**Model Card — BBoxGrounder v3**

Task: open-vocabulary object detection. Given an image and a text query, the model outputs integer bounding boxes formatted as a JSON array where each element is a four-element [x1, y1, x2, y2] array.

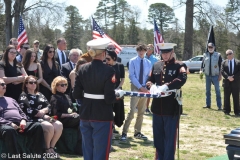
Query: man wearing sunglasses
[[221, 49, 240, 116], [16, 42, 30, 63], [201, 42, 222, 110], [146, 43, 187, 160]]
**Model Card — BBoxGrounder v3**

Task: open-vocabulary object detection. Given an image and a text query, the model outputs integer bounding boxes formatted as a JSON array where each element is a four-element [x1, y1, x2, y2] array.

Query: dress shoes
[[203, 106, 211, 109], [224, 113, 230, 115]]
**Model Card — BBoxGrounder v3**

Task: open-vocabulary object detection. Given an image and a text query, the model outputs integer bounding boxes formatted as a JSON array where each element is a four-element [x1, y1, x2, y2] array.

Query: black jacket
[[221, 59, 240, 88], [148, 58, 187, 115], [72, 59, 116, 121], [61, 62, 74, 94]]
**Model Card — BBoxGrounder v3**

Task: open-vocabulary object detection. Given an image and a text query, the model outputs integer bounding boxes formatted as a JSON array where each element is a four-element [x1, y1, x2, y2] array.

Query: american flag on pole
[[17, 16, 28, 50], [92, 17, 122, 54], [154, 19, 164, 54]]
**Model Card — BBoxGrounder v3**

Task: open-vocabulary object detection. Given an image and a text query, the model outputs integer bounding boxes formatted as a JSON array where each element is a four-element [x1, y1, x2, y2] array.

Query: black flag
[[206, 25, 216, 52]]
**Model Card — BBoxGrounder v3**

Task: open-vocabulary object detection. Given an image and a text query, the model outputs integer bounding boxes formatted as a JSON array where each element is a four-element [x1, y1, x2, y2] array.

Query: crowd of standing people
[[0, 37, 188, 160]]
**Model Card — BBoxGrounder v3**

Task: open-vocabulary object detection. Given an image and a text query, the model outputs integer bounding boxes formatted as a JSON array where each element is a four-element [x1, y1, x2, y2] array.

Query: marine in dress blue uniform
[[72, 38, 124, 160], [147, 43, 187, 160]]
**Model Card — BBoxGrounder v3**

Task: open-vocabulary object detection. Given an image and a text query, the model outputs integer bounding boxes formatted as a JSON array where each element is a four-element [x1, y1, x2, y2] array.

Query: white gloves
[[150, 84, 169, 94], [158, 84, 169, 92], [115, 90, 125, 98]]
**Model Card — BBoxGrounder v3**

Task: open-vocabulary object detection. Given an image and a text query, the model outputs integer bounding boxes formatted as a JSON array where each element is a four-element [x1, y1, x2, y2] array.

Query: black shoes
[[203, 106, 211, 109], [224, 113, 230, 115]]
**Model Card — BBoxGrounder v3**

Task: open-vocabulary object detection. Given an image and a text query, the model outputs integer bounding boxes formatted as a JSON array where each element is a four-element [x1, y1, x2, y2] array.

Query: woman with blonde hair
[[50, 76, 82, 155]]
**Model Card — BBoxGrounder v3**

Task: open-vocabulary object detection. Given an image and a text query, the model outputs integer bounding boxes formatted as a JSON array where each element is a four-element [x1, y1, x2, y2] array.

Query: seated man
[[0, 78, 44, 158]]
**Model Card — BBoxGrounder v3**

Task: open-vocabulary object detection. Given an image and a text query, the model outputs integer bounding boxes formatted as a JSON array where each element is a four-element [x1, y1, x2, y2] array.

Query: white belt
[[84, 93, 104, 99]]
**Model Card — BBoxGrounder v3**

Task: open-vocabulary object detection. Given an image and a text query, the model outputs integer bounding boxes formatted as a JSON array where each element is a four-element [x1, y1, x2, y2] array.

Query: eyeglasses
[[27, 81, 37, 85], [48, 51, 54, 53], [106, 58, 111, 61], [22, 47, 29, 50], [0, 83, 6, 87], [57, 83, 68, 87], [226, 52, 233, 56], [208, 46, 213, 49], [147, 47, 154, 50], [107, 48, 116, 50], [9, 51, 17, 54]]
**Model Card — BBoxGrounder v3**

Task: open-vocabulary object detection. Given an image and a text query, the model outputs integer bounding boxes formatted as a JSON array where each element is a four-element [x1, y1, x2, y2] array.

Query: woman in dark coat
[[105, 50, 125, 131], [0, 45, 27, 101], [40, 44, 61, 101]]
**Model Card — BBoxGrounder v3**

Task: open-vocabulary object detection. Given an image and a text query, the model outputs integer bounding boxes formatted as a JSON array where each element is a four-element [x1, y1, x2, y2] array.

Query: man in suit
[[55, 37, 69, 66], [107, 42, 122, 63], [61, 49, 81, 96], [221, 49, 240, 116]]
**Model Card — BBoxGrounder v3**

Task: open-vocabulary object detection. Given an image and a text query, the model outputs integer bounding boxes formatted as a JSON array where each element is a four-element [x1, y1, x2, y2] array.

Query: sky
[[62, 0, 229, 30]]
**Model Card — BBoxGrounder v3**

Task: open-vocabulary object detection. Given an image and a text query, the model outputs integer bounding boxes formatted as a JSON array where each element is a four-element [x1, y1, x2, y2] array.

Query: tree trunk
[[183, 0, 194, 60], [4, 0, 12, 46], [13, 0, 27, 38]]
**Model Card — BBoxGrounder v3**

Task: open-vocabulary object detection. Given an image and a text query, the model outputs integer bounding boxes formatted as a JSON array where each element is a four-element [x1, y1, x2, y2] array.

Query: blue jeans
[[205, 75, 222, 108]]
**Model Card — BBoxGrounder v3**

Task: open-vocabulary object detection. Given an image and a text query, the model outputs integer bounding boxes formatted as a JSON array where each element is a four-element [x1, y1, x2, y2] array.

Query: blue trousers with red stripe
[[153, 114, 179, 160], [80, 120, 113, 160]]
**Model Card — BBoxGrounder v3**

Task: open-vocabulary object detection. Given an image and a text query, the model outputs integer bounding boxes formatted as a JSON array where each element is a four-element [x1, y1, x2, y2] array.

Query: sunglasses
[[0, 83, 6, 87], [22, 47, 29, 50], [107, 48, 116, 51], [48, 51, 54, 53], [147, 47, 154, 50], [57, 83, 68, 87], [27, 81, 37, 85], [9, 51, 17, 54], [106, 58, 111, 61], [226, 52, 233, 56], [208, 46, 213, 49]]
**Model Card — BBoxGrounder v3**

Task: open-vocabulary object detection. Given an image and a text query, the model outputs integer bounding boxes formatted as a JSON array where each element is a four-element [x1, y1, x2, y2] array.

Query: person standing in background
[[221, 49, 240, 116], [33, 40, 43, 61], [145, 44, 159, 114], [55, 38, 69, 66], [200, 42, 222, 110]]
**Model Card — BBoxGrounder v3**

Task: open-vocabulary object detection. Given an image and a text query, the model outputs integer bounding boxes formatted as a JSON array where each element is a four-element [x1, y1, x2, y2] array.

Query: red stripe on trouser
[[105, 121, 113, 160], [155, 149, 158, 160]]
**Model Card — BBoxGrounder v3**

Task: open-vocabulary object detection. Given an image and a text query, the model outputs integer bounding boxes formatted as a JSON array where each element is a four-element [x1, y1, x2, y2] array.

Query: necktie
[[73, 63, 76, 69], [61, 51, 66, 64], [230, 60, 232, 75], [139, 59, 143, 85]]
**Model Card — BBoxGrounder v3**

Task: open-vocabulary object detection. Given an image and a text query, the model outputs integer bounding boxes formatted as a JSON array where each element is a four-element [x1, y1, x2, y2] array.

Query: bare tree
[[3, 0, 65, 46]]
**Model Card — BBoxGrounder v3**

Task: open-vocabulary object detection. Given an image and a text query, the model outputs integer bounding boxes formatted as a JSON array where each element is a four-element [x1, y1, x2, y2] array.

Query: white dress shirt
[[228, 58, 234, 74]]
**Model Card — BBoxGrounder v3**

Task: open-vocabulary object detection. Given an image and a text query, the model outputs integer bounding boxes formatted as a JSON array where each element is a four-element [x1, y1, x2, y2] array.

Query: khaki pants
[[122, 84, 147, 134]]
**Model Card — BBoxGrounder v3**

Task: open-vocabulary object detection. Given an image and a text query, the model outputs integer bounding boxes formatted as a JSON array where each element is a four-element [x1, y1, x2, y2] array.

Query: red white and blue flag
[[17, 16, 28, 50], [92, 17, 122, 54], [154, 19, 164, 54]]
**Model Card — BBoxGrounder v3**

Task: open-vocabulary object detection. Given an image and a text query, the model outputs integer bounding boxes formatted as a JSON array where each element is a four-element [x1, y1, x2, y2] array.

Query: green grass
[[61, 70, 235, 160]]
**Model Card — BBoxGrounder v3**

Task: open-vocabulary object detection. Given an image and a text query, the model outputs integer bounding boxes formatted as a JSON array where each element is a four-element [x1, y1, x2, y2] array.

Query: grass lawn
[[61, 70, 238, 160]]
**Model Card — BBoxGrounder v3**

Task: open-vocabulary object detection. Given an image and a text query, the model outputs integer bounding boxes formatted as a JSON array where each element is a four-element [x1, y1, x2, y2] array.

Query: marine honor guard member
[[147, 43, 187, 160], [72, 38, 124, 160]]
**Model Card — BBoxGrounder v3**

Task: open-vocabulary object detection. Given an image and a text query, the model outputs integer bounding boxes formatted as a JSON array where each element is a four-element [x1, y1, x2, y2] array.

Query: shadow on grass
[[112, 137, 153, 149]]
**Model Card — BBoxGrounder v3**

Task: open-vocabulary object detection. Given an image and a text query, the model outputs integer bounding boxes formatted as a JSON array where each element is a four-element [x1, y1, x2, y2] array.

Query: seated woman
[[50, 76, 82, 155], [69, 58, 87, 105], [50, 76, 80, 128], [18, 76, 63, 158]]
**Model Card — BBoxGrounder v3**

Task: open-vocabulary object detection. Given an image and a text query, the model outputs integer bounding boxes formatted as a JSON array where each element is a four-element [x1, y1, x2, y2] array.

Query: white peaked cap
[[157, 43, 177, 52], [87, 38, 111, 50]]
